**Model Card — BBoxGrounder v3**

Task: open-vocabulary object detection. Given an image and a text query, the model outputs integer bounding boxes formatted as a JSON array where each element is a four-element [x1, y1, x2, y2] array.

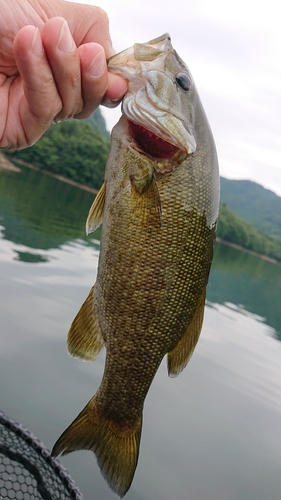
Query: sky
[[70, 0, 281, 196]]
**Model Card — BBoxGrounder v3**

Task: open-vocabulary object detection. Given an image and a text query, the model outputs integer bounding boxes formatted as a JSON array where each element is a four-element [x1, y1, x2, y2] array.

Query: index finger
[[13, 26, 63, 145], [60, 4, 114, 57]]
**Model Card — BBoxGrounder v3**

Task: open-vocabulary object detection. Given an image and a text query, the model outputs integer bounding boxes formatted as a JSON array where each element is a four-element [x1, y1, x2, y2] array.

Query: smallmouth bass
[[52, 34, 219, 497]]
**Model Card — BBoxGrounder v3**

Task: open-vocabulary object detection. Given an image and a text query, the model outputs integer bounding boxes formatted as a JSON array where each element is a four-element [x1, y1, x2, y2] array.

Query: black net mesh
[[0, 411, 84, 500]]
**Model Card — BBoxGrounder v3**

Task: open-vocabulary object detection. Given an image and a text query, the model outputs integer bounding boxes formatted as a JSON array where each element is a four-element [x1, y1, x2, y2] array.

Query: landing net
[[0, 411, 83, 500]]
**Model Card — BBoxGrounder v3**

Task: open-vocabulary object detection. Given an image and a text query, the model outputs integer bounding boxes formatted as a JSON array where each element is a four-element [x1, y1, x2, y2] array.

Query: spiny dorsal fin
[[67, 286, 104, 361], [86, 182, 106, 235], [167, 289, 206, 377], [52, 396, 142, 498]]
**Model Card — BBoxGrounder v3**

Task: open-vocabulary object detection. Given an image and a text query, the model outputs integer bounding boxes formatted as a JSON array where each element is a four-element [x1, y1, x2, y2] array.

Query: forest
[[6, 120, 110, 190], [217, 204, 281, 262], [220, 177, 281, 238], [5, 113, 281, 263]]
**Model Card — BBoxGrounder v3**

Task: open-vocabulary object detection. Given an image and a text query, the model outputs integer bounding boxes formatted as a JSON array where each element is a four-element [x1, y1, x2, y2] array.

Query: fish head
[[108, 34, 200, 161]]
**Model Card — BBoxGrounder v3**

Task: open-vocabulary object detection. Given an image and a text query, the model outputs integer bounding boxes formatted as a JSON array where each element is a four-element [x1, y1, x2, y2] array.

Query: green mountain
[[6, 120, 110, 190], [217, 204, 281, 262], [220, 177, 281, 238], [83, 108, 110, 139]]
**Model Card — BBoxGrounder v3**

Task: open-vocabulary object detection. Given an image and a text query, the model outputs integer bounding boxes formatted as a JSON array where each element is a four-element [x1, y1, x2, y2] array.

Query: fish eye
[[175, 72, 191, 92]]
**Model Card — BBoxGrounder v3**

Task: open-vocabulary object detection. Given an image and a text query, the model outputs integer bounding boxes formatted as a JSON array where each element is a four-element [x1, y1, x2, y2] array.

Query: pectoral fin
[[167, 290, 206, 377], [130, 162, 162, 221], [86, 182, 106, 235], [67, 286, 104, 361]]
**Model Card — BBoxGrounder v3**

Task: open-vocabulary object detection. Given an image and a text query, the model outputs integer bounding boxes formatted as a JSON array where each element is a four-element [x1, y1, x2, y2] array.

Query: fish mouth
[[129, 121, 182, 159]]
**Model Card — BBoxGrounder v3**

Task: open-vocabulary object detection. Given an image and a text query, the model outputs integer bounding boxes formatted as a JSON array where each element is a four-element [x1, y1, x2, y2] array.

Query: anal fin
[[67, 286, 104, 361], [167, 290, 206, 377]]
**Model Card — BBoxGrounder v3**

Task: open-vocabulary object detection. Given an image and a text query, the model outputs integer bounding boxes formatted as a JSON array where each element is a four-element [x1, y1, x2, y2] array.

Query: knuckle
[[68, 71, 81, 92], [94, 6, 110, 27]]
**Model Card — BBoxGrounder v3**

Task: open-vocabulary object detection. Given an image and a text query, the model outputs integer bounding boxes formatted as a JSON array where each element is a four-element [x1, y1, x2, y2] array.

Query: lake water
[[1, 165, 281, 500]]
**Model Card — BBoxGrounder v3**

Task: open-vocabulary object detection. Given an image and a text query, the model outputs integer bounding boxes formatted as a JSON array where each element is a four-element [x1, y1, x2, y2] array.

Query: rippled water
[[1, 165, 281, 500]]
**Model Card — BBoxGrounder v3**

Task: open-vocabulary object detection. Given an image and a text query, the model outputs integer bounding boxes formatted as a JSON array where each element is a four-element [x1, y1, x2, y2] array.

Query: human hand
[[0, 0, 127, 149]]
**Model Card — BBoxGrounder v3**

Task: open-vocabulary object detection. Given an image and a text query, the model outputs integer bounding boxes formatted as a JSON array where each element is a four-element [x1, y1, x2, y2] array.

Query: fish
[[52, 34, 220, 497]]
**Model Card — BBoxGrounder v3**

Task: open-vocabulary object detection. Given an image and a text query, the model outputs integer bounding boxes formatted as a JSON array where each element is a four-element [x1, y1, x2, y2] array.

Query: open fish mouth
[[107, 33, 197, 158], [128, 120, 181, 159]]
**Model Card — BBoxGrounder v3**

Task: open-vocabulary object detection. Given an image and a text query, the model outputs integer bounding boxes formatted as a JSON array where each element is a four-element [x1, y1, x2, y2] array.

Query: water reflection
[[14, 251, 49, 263], [0, 164, 99, 249], [208, 242, 281, 340], [1, 164, 281, 340], [1, 165, 281, 500]]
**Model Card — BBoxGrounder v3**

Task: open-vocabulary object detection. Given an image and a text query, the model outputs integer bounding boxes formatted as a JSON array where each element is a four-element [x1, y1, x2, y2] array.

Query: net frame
[[0, 411, 84, 500]]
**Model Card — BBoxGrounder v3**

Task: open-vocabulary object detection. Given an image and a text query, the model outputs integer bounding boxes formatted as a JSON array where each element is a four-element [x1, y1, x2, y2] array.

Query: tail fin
[[52, 397, 142, 498]]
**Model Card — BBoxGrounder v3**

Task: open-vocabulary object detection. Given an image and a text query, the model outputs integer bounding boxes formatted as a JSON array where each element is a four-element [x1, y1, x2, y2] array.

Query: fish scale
[[52, 34, 219, 497]]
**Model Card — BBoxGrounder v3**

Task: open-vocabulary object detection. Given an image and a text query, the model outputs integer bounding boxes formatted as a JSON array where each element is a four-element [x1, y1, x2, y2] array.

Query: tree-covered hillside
[[217, 204, 281, 262], [83, 108, 110, 139], [6, 120, 110, 190], [220, 177, 281, 238]]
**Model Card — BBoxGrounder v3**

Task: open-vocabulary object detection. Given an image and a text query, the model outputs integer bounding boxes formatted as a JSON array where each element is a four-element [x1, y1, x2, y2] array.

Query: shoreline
[[3, 154, 280, 265], [7, 156, 99, 194], [0, 153, 21, 172], [216, 237, 280, 265]]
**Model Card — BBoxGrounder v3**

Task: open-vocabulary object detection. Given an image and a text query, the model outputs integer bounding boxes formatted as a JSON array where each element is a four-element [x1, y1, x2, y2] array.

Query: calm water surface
[[1, 165, 281, 500]]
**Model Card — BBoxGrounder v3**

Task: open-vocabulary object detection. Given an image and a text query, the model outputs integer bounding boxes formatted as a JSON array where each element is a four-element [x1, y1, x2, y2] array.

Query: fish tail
[[51, 397, 142, 498]]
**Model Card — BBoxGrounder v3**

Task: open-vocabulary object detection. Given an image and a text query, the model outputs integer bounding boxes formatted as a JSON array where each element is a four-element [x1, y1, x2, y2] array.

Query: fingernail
[[102, 98, 122, 108], [103, 92, 126, 108], [111, 87, 128, 103], [31, 28, 43, 57], [57, 20, 74, 53], [87, 50, 106, 78]]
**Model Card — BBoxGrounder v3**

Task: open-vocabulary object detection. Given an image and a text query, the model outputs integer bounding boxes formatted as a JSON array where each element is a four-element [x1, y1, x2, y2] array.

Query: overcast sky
[[71, 0, 281, 196]]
